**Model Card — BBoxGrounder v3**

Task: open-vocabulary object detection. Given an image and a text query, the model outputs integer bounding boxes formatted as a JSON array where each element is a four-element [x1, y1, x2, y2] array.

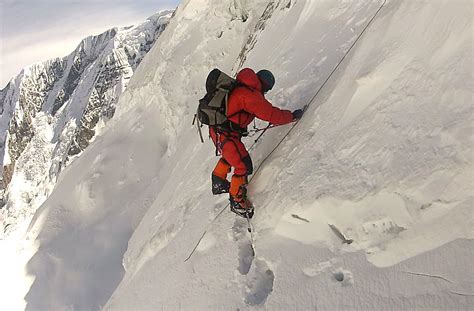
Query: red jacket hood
[[236, 68, 262, 92]]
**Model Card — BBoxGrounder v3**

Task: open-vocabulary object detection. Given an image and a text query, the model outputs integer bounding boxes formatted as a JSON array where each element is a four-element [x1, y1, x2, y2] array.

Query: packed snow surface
[[2, 0, 473, 310]]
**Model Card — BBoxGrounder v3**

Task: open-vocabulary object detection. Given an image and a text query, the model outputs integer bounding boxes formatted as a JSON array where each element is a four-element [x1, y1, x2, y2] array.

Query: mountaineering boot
[[229, 175, 253, 218], [211, 158, 231, 195], [230, 197, 254, 219], [211, 174, 230, 195]]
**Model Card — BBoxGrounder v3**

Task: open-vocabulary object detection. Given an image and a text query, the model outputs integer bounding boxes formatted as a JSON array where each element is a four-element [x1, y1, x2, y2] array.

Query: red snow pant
[[210, 127, 253, 200]]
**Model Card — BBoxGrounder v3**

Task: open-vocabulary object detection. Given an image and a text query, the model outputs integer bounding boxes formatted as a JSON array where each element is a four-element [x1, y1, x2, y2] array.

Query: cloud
[[0, 0, 179, 88]]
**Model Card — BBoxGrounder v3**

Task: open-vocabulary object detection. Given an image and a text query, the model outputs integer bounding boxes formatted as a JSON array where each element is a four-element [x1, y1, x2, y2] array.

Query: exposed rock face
[[0, 11, 173, 230]]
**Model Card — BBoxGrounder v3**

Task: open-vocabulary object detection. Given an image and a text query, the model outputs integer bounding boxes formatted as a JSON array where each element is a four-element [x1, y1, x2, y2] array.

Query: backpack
[[194, 68, 238, 142]]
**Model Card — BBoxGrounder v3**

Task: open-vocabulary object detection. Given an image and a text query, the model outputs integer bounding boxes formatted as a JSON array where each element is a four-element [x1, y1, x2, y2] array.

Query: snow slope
[[3, 0, 473, 310]]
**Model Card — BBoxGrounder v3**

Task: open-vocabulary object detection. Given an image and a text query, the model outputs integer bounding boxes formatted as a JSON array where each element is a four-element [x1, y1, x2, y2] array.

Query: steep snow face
[[107, 0, 473, 308], [0, 11, 173, 236], [241, 0, 473, 267], [7, 0, 473, 310]]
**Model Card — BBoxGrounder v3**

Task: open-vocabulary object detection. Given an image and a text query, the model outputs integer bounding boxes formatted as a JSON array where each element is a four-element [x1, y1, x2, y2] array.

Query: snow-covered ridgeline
[[0, 11, 173, 235], [2, 0, 473, 310]]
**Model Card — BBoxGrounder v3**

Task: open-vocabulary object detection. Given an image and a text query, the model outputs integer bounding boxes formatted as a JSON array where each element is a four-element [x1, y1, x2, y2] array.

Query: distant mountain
[[0, 10, 173, 231]]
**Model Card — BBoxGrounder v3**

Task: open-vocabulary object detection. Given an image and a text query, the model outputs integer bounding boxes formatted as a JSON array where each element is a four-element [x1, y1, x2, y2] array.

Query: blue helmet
[[256, 69, 275, 92]]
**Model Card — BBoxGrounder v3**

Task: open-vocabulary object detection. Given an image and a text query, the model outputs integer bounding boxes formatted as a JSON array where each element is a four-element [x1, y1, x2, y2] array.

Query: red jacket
[[227, 68, 293, 129]]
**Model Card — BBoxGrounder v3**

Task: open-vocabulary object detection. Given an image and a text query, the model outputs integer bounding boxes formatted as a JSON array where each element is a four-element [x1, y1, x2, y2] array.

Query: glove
[[292, 109, 304, 120]]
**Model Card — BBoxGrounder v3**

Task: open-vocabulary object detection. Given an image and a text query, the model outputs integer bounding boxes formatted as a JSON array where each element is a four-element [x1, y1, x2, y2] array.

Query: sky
[[0, 0, 180, 88]]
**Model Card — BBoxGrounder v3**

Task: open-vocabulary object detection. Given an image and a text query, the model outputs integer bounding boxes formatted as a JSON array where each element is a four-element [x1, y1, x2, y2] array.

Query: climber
[[209, 68, 303, 218]]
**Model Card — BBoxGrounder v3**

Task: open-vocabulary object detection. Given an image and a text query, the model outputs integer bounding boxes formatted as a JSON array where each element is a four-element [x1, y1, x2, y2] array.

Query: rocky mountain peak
[[0, 10, 174, 232]]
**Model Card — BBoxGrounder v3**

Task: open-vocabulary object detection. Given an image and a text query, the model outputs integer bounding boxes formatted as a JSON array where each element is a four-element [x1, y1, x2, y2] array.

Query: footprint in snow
[[333, 268, 354, 286], [230, 219, 274, 305], [245, 258, 275, 306], [232, 218, 254, 275]]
